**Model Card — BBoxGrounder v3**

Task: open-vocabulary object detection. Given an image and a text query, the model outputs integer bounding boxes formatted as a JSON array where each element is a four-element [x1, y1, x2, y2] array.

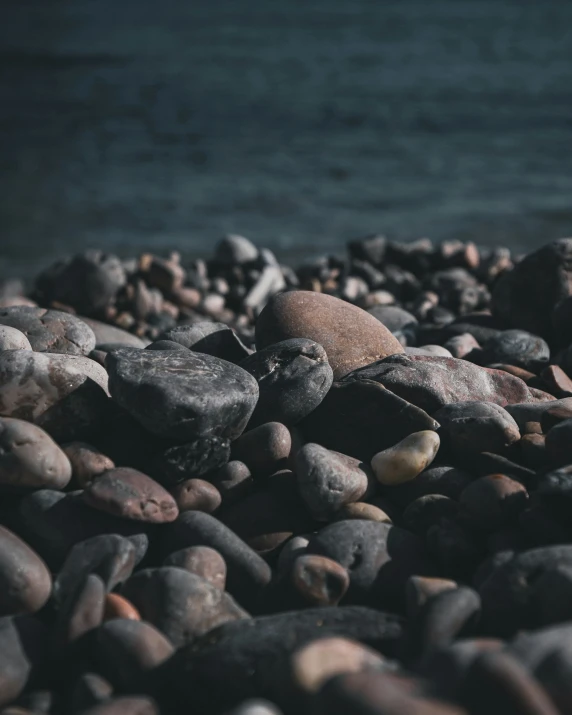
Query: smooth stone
[[403, 495, 459, 534], [460, 475, 528, 531], [164, 546, 227, 590], [164, 511, 272, 609], [479, 546, 572, 636], [34, 251, 126, 317], [291, 555, 350, 607], [406, 345, 453, 358], [103, 593, 141, 622], [106, 348, 258, 441], [541, 364, 572, 396], [0, 326, 32, 351], [299, 379, 439, 462], [383, 465, 473, 507], [77, 696, 159, 715], [171, 478, 222, 513], [19, 489, 148, 569], [332, 502, 393, 523], [0, 307, 96, 356], [540, 402, 572, 432], [295, 444, 374, 520], [276, 536, 310, 577], [121, 567, 249, 648], [519, 433, 547, 469], [159, 322, 251, 363], [94, 619, 174, 691], [215, 235, 259, 264], [255, 291, 404, 380], [427, 518, 485, 582], [239, 339, 333, 427], [223, 700, 283, 715], [492, 238, 572, 338], [434, 401, 521, 456], [444, 333, 481, 359], [0, 418, 72, 490], [307, 520, 433, 610], [145, 339, 189, 353], [205, 461, 254, 505], [231, 422, 291, 476], [83, 468, 179, 523], [367, 305, 418, 334], [0, 350, 110, 442], [480, 330, 550, 372], [80, 318, 147, 348], [505, 399, 572, 431], [53, 533, 137, 608], [289, 637, 387, 696], [406, 576, 458, 619], [62, 442, 115, 488], [163, 607, 403, 712], [489, 363, 537, 383], [0, 527, 52, 616], [345, 354, 554, 415], [68, 673, 114, 713], [152, 436, 231, 485], [545, 418, 572, 466], [53, 573, 106, 649], [371, 431, 440, 486], [0, 616, 47, 708]]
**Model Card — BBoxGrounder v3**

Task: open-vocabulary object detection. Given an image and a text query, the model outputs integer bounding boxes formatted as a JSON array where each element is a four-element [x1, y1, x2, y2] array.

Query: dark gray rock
[[480, 330, 550, 371], [239, 339, 333, 427], [0, 526, 52, 616], [159, 322, 251, 363], [153, 437, 231, 485], [0, 307, 96, 355], [80, 318, 147, 348], [215, 235, 259, 264], [106, 348, 259, 442], [0, 616, 47, 708], [381, 465, 473, 507]]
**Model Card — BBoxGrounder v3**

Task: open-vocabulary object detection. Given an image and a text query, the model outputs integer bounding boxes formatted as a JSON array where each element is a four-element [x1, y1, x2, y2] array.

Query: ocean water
[[1, 0, 572, 278]]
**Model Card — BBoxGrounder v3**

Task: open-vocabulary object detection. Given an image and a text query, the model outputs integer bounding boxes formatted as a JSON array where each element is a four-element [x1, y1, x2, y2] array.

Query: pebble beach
[[1, 234, 572, 713]]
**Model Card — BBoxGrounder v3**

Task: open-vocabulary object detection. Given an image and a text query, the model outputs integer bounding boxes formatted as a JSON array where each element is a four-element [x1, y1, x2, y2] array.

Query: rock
[[106, 348, 258, 442], [83, 468, 179, 523], [343, 354, 552, 414], [479, 330, 550, 372], [291, 555, 350, 607], [152, 437, 231, 485], [159, 322, 251, 363], [77, 696, 159, 715], [206, 461, 254, 505], [34, 251, 126, 317], [121, 567, 249, 648], [223, 700, 283, 715], [541, 365, 572, 396], [255, 291, 404, 379], [387, 465, 473, 507], [0, 616, 47, 708], [295, 444, 374, 520], [61, 442, 115, 488], [403, 495, 459, 534], [427, 518, 484, 582], [94, 619, 174, 691], [505, 398, 572, 431], [407, 345, 453, 358], [239, 339, 333, 427], [53, 573, 106, 648], [367, 305, 418, 335], [545, 418, 572, 466], [164, 511, 272, 609], [68, 673, 113, 713], [332, 502, 393, 523], [103, 593, 141, 622], [371, 431, 440, 486], [0, 418, 72, 490], [0, 527, 52, 616], [80, 318, 147, 348], [0, 326, 32, 351], [460, 475, 528, 531], [306, 520, 433, 610], [299, 379, 439, 462], [0, 350, 110, 442], [231, 422, 291, 476], [215, 235, 259, 264], [164, 546, 227, 590], [0, 307, 96, 355], [145, 339, 189, 353], [53, 533, 137, 608], [433, 402, 521, 456], [406, 576, 458, 618], [163, 607, 403, 712], [443, 333, 481, 359], [171, 478, 222, 513], [492, 238, 572, 339]]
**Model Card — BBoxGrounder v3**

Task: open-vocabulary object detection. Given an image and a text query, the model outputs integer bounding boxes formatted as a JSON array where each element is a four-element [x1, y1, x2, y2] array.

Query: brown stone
[[255, 291, 404, 379], [541, 364, 572, 396], [62, 442, 115, 488], [291, 554, 350, 607], [103, 593, 141, 622], [171, 478, 222, 514]]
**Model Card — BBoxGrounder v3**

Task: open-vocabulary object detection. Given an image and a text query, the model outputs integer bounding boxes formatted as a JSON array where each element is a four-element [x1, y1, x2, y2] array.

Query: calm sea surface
[[1, 0, 572, 278]]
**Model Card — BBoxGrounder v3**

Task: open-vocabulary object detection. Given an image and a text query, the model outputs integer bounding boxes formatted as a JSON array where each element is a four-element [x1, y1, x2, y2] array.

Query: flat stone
[[0, 350, 110, 442], [83, 468, 179, 523], [239, 339, 333, 427], [106, 348, 258, 441], [0, 307, 96, 355], [121, 567, 249, 648], [0, 527, 52, 616], [0, 326, 32, 351], [159, 322, 251, 363], [255, 291, 404, 379], [371, 431, 440, 486], [80, 317, 147, 348], [343, 354, 553, 414], [0, 418, 72, 490], [295, 444, 374, 520], [434, 401, 521, 455]]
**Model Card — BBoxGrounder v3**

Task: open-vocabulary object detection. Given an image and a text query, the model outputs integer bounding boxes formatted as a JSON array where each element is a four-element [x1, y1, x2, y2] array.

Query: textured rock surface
[[0, 326, 32, 351], [0, 307, 96, 355]]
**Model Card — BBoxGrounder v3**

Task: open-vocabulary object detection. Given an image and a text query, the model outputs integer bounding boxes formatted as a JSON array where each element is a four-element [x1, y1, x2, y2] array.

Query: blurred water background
[[1, 0, 572, 278]]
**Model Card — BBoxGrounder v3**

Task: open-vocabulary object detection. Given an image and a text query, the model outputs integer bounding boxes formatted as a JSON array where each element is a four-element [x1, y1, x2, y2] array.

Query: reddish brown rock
[[255, 291, 404, 379], [62, 442, 115, 488], [171, 478, 222, 514], [103, 593, 141, 622]]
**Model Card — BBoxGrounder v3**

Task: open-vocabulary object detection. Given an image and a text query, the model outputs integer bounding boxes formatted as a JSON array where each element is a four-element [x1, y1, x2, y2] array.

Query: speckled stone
[[0, 307, 96, 355], [255, 291, 404, 379], [0, 326, 32, 351]]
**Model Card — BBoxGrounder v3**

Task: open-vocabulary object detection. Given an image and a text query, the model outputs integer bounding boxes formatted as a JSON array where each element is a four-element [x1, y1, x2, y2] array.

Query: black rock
[[152, 437, 231, 485]]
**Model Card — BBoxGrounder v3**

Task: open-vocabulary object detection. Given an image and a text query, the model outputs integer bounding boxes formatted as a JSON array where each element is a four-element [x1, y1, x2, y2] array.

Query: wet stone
[[83, 468, 179, 523], [0, 326, 32, 351], [0, 307, 96, 356], [371, 431, 440, 486], [295, 444, 374, 520], [163, 545, 227, 590], [61, 442, 115, 488], [0, 418, 72, 490], [106, 348, 259, 442], [159, 322, 251, 363], [255, 291, 404, 380], [0, 526, 52, 616], [239, 339, 333, 427], [121, 566, 249, 648]]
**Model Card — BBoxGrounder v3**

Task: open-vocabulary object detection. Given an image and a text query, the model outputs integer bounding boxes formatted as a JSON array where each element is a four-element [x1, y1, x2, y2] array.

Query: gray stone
[[0, 326, 32, 351], [159, 322, 251, 363], [434, 401, 521, 455], [0, 307, 96, 355]]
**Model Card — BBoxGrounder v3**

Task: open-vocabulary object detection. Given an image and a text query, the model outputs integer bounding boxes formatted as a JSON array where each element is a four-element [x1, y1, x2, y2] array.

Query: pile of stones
[[1, 235, 572, 714]]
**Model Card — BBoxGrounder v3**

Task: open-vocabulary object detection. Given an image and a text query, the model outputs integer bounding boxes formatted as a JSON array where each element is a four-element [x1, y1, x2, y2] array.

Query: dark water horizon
[[1, 0, 572, 279]]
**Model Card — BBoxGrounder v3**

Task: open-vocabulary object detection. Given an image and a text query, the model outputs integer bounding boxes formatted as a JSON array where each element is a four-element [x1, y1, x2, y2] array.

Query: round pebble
[[371, 431, 440, 486]]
